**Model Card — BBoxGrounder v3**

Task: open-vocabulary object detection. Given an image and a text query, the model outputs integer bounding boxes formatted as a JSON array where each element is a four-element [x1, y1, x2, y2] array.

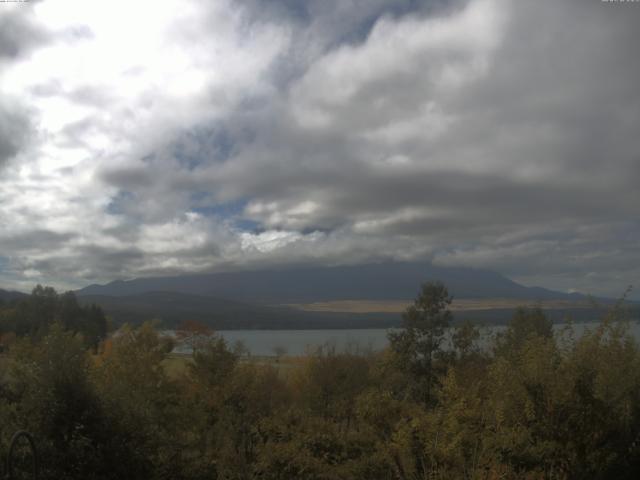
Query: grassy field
[[161, 353, 194, 379], [282, 298, 593, 314], [162, 352, 305, 380]]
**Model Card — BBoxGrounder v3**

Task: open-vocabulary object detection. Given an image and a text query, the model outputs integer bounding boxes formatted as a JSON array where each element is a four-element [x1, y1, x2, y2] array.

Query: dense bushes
[[0, 283, 639, 479]]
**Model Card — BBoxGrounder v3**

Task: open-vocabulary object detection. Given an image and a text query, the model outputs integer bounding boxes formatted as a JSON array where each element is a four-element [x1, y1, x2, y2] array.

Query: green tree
[[1, 286, 107, 348], [93, 322, 182, 479], [294, 344, 371, 424], [495, 306, 553, 357], [388, 281, 453, 404], [7, 324, 110, 478], [452, 319, 481, 359]]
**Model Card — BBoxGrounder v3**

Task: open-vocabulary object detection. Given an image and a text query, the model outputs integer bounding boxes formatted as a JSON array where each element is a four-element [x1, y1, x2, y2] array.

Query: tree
[[495, 306, 553, 356], [452, 319, 480, 359], [189, 335, 239, 388], [1, 286, 107, 348], [175, 319, 215, 354], [294, 344, 371, 423], [388, 281, 453, 404], [8, 324, 108, 478], [93, 322, 181, 479]]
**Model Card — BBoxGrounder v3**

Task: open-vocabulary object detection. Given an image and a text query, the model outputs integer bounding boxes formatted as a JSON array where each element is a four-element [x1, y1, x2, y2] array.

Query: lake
[[171, 320, 640, 356]]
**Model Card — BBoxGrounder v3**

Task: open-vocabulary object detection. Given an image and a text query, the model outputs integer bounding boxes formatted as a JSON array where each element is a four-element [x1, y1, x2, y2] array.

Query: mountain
[[0, 288, 28, 303], [80, 290, 612, 330], [5, 266, 622, 330], [77, 261, 585, 303]]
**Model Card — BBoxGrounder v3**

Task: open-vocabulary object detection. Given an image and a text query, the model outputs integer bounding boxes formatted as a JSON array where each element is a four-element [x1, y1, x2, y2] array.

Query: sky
[[0, 0, 638, 298]]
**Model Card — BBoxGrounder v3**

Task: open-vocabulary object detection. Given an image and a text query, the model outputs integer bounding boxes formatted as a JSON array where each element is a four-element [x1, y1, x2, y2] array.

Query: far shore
[[282, 298, 595, 314]]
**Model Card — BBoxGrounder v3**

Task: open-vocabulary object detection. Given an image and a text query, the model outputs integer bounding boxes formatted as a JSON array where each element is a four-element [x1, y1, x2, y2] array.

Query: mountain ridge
[[76, 262, 586, 303], [0, 288, 29, 302]]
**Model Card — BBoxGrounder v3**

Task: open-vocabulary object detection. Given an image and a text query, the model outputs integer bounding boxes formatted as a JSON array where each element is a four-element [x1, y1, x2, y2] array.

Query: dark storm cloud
[[0, 99, 31, 167], [100, 165, 155, 190], [0, 6, 48, 168], [0, 6, 49, 62], [72, 245, 146, 278], [14, 246, 144, 282], [1, 230, 75, 251]]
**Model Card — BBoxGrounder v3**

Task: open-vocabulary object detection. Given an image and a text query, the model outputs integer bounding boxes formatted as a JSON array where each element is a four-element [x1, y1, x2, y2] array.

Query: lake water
[[174, 320, 640, 356]]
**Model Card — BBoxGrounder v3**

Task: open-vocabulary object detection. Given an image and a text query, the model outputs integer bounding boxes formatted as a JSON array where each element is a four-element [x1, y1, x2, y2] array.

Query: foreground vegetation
[[0, 284, 639, 479]]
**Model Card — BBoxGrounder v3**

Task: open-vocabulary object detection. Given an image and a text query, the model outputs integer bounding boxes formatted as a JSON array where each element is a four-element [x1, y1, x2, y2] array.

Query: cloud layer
[[0, 0, 638, 298]]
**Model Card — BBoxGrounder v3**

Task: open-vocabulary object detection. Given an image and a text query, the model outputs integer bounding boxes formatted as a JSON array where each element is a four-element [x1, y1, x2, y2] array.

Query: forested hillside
[[0, 283, 639, 479], [0, 285, 107, 348]]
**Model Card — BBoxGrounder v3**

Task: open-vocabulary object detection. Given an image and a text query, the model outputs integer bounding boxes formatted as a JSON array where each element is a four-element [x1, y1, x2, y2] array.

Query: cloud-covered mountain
[[74, 262, 618, 328], [77, 262, 584, 303], [1, 0, 638, 299]]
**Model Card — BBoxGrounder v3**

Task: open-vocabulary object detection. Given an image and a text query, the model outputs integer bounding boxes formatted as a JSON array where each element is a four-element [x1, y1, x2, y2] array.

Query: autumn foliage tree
[[176, 319, 215, 354], [1, 283, 639, 479]]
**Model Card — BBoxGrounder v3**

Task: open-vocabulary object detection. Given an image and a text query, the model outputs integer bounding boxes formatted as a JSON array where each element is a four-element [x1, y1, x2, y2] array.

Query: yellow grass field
[[282, 298, 592, 314]]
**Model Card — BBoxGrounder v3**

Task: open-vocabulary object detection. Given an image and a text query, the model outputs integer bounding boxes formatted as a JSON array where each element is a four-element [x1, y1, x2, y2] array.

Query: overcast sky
[[0, 0, 638, 298]]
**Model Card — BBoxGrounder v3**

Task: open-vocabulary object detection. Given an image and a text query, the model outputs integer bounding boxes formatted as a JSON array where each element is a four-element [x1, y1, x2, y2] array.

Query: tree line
[[0, 282, 639, 479], [0, 285, 107, 349]]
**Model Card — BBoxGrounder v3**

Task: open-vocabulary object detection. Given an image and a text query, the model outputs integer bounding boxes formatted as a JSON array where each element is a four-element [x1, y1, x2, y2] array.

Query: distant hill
[[77, 261, 586, 303], [0, 288, 28, 303], [6, 266, 627, 330], [78, 291, 399, 329], [77, 290, 613, 330], [74, 262, 609, 329]]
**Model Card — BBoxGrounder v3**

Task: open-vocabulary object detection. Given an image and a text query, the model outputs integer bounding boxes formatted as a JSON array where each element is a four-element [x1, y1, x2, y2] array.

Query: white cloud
[[240, 230, 306, 253], [290, 0, 505, 138], [0, 0, 639, 299], [0, 0, 290, 287]]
